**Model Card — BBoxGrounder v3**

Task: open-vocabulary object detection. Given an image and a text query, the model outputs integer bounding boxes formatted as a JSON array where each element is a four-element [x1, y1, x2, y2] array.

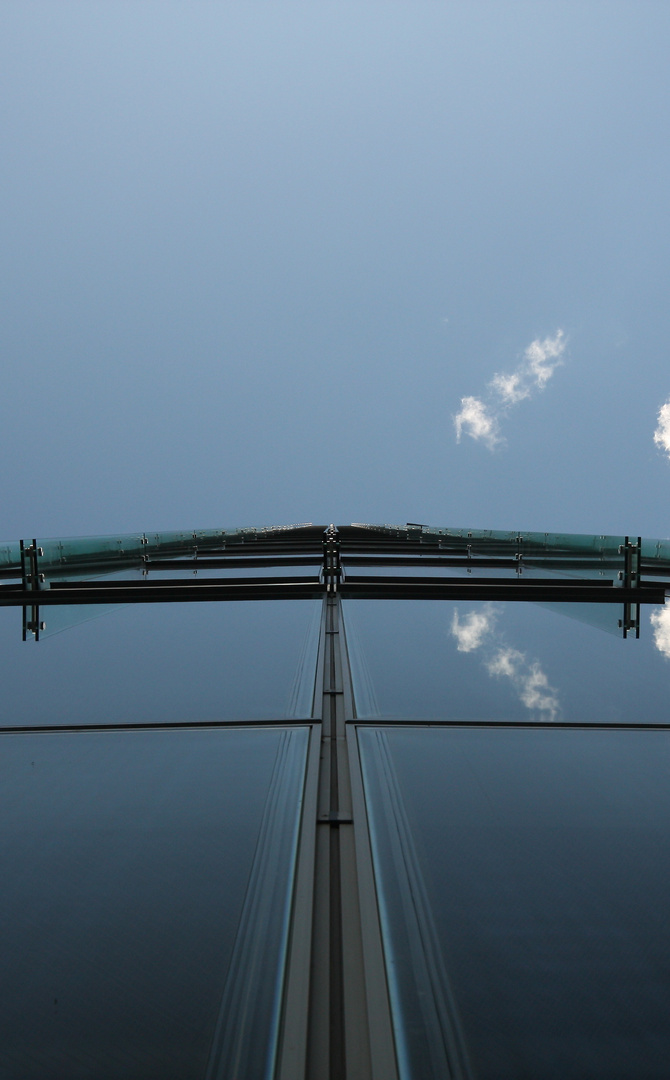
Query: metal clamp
[[20, 539, 45, 641], [619, 536, 642, 638], [322, 524, 341, 595]]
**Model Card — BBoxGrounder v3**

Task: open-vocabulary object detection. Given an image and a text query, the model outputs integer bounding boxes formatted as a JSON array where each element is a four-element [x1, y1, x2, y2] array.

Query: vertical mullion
[[341, 602, 400, 1080], [281, 593, 398, 1079], [306, 596, 333, 1076]]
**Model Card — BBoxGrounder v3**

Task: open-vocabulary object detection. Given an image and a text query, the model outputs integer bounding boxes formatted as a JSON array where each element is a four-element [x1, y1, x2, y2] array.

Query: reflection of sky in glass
[[651, 604, 670, 658], [359, 725, 670, 1080], [450, 602, 559, 721], [0, 725, 309, 1079], [0, 600, 321, 726], [344, 599, 670, 722]]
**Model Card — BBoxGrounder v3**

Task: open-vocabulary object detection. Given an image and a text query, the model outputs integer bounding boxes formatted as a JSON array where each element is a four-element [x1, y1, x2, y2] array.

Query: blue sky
[[2, 1, 670, 540]]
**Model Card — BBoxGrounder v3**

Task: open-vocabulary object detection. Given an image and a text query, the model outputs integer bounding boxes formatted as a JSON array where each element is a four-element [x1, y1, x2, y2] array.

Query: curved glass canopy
[[1, 522, 667, 643]]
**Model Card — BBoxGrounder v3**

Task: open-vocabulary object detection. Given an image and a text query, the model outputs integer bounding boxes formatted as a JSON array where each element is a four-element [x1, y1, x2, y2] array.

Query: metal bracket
[[20, 539, 45, 641], [322, 524, 341, 595], [619, 536, 642, 638]]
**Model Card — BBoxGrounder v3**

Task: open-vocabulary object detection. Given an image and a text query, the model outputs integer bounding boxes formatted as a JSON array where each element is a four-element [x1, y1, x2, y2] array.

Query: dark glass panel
[[344, 599, 670, 722], [0, 600, 320, 725], [359, 725, 670, 1080], [0, 725, 309, 1079]]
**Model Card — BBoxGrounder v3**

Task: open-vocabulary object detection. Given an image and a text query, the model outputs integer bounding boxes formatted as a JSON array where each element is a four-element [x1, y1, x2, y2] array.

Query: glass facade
[[344, 599, 670, 722], [0, 601, 320, 727], [1, 522, 669, 1079], [0, 725, 309, 1080], [359, 724, 670, 1080]]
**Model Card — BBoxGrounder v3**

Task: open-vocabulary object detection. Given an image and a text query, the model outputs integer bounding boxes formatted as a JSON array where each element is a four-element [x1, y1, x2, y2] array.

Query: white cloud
[[524, 330, 566, 389], [454, 329, 566, 450], [486, 646, 524, 678], [453, 396, 501, 449], [650, 605, 670, 658], [487, 646, 560, 721], [489, 371, 530, 405], [450, 604, 498, 652], [519, 662, 560, 719], [450, 608, 560, 721], [653, 401, 670, 458]]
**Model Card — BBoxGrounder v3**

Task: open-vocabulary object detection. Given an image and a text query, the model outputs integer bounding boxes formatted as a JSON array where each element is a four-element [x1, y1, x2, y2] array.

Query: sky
[[2, 0, 670, 542]]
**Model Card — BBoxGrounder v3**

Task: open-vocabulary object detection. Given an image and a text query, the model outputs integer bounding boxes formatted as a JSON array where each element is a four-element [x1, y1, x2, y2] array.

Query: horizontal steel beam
[[0, 579, 665, 606], [342, 575, 615, 588], [0, 581, 325, 604], [339, 582, 666, 603]]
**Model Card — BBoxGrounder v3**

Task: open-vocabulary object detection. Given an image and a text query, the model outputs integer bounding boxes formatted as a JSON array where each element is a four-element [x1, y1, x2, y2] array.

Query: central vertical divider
[[303, 585, 373, 1080], [317, 592, 373, 1080], [280, 524, 398, 1080], [327, 596, 346, 1080], [304, 585, 398, 1080]]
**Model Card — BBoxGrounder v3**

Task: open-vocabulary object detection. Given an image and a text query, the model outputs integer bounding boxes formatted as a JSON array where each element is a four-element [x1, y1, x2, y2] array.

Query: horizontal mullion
[[343, 574, 614, 588], [144, 556, 322, 570], [0, 718, 315, 734], [342, 555, 623, 570], [50, 574, 320, 589], [351, 719, 670, 730]]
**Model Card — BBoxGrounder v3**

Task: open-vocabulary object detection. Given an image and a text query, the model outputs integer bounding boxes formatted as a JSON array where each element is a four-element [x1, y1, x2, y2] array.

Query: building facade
[[1, 523, 670, 1079]]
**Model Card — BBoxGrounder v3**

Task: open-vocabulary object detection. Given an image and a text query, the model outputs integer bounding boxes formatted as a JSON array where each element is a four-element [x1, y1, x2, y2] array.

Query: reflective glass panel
[[344, 599, 670, 722], [359, 724, 670, 1080], [0, 600, 320, 725], [0, 724, 309, 1079]]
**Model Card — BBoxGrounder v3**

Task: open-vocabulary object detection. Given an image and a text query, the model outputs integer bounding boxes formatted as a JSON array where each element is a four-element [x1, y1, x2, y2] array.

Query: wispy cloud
[[454, 330, 566, 449], [650, 605, 670, 658], [449, 605, 560, 721], [453, 397, 501, 450], [653, 401, 670, 459], [523, 332, 566, 389], [486, 646, 524, 678], [451, 603, 498, 652], [487, 646, 560, 722], [489, 371, 530, 406]]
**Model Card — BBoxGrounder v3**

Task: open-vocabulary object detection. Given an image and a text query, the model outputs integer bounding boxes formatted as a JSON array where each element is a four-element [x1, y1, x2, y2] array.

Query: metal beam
[[299, 575, 398, 1080], [2, 580, 663, 607], [339, 581, 665, 604], [0, 580, 325, 605]]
